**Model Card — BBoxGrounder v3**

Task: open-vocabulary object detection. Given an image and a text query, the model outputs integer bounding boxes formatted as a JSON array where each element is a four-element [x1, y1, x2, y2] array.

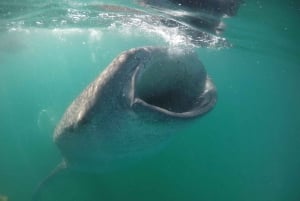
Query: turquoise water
[[0, 1, 300, 201]]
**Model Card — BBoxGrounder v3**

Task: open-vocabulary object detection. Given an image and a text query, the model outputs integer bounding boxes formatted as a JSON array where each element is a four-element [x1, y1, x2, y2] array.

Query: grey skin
[[142, 0, 242, 16], [140, 0, 242, 34], [33, 46, 217, 199], [169, 0, 242, 16]]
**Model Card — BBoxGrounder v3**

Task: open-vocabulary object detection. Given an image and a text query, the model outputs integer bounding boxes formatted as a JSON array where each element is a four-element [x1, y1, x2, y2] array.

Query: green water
[[0, 1, 299, 201]]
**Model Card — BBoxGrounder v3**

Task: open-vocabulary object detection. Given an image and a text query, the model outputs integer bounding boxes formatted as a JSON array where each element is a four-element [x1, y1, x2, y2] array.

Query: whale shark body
[[54, 46, 216, 172], [34, 46, 217, 200]]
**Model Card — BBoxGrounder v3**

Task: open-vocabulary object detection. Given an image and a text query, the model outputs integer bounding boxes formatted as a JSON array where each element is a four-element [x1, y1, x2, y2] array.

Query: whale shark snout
[[130, 48, 216, 118], [53, 47, 217, 172]]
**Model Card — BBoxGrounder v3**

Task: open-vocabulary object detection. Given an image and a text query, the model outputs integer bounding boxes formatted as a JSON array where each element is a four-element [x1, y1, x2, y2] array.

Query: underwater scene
[[0, 0, 299, 201]]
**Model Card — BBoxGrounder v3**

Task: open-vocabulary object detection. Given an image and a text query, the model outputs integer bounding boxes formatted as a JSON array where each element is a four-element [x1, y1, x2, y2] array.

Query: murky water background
[[0, 1, 299, 201]]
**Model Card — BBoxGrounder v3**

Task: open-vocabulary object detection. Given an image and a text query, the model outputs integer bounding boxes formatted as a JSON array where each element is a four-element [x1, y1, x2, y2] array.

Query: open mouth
[[130, 51, 217, 118]]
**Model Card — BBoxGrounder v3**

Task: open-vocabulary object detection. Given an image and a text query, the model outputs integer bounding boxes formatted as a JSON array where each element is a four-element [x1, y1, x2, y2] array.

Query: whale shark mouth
[[131, 53, 217, 118]]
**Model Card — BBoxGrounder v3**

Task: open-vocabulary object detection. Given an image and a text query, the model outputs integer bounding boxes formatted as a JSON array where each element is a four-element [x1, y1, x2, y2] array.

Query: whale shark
[[54, 46, 217, 171], [33, 46, 217, 200]]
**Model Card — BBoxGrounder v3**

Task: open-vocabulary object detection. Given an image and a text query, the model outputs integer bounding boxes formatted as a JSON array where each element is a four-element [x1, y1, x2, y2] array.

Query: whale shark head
[[53, 47, 217, 172], [129, 47, 216, 118]]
